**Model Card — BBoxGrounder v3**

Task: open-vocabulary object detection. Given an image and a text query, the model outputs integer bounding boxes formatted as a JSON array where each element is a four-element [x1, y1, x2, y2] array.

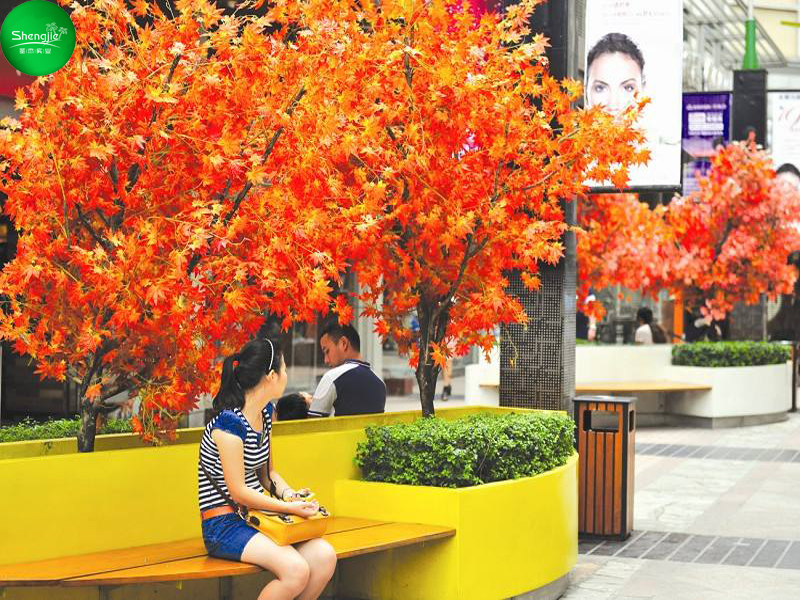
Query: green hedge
[[0, 417, 133, 443], [355, 412, 575, 488], [672, 341, 791, 367]]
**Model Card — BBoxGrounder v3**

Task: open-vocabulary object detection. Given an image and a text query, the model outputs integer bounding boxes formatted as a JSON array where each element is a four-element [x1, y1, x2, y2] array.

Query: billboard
[[584, 0, 683, 190], [681, 93, 731, 194], [771, 91, 800, 187]]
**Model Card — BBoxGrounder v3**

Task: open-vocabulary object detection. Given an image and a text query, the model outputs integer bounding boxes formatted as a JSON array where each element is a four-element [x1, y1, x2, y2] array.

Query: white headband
[[266, 339, 274, 373]]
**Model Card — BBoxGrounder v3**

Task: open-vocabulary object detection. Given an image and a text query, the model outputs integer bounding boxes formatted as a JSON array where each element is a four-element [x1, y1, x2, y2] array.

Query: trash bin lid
[[574, 395, 636, 405]]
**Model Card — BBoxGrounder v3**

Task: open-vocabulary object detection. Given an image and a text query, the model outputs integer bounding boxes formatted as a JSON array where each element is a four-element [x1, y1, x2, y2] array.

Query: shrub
[[355, 412, 575, 488], [672, 341, 791, 367], [0, 417, 133, 443]]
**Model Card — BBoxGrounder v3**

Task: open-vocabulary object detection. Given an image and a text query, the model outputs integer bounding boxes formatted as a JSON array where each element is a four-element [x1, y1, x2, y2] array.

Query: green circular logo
[[1, 1, 76, 76]]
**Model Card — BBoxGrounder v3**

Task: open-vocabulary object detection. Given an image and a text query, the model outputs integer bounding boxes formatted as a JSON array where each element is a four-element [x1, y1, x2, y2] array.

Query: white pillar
[[353, 280, 383, 378]]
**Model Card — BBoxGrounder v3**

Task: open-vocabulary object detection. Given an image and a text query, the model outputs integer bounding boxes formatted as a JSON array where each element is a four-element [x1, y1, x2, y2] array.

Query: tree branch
[[713, 220, 735, 260], [113, 52, 183, 230], [186, 86, 307, 277], [79, 339, 115, 408], [76, 205, 114, 255]]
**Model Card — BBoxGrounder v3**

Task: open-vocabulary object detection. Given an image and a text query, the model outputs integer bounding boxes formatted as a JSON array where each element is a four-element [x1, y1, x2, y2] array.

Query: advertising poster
[[584, 0, 683, 189], [681, 93, 730, 194], [771, 91, 800, 189]]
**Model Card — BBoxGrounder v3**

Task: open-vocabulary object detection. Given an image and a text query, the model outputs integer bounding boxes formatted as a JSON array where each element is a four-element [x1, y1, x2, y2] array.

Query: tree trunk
[[77, 400, 99, 452], [415, 355, 438, 417], [415, 299, 451, 417]]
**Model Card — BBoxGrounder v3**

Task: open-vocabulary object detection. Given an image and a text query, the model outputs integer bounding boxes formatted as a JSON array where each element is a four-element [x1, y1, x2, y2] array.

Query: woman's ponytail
[[212, 353, 246, 413]]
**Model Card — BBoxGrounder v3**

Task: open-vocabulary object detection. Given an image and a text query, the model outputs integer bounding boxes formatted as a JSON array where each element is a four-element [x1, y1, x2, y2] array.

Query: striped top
[[197, 404, 273, 512]]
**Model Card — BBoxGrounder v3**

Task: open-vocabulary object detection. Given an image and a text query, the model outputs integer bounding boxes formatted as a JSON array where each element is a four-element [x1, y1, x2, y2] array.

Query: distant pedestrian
[[635, 307, 667, 344]]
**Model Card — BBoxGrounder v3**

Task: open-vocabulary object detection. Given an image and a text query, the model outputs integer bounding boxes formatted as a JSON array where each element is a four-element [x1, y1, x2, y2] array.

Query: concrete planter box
[[334, 454, 578, 600], [665, 363, 792, 425], [465, 344, 792, 427], [576, 345, 674, 381]]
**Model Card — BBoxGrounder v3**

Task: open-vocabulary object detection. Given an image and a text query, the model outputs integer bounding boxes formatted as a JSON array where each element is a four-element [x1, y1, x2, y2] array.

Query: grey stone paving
[[636, 443, 800, 462], [566, 411, 800, 599], [581, 531, 800, 569]]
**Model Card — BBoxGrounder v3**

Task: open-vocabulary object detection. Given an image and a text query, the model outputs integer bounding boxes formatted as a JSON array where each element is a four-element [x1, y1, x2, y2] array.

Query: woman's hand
[[285, 500, 319, 518], [282, 487, 313, 501]]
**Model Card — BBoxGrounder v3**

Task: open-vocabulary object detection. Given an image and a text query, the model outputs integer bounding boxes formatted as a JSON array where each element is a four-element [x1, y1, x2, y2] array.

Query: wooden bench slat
[[62, 523, 456, 587], [575, 380, 712, 393], [64, 556, 262, 586], [0, 538, 206, 586], [0, 516, 385, 586]]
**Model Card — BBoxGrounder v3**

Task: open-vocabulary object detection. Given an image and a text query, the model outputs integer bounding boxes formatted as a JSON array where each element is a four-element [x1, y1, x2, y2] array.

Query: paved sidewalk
[[565, 411, 800, 600]]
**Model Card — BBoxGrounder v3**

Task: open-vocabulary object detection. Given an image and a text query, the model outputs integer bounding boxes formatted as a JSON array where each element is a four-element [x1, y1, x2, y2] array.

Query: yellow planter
[[334, 453, 578, 600], [0, 407, 516, 564], [0, 407, 576, 600]]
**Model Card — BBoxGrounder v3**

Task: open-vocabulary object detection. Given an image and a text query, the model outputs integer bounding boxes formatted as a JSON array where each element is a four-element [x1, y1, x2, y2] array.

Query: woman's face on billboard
[[777, 171, 800, 192], [586, 52, 643, 116]]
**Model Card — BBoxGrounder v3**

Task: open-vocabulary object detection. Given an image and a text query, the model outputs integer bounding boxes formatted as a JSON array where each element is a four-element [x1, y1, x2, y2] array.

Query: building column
[[353, 282, 383, 377], [499, 201, 577, 416]]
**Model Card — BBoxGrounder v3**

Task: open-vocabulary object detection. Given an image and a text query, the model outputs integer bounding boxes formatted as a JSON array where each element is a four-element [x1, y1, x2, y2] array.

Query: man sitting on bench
[[306, 322, 386, 417]]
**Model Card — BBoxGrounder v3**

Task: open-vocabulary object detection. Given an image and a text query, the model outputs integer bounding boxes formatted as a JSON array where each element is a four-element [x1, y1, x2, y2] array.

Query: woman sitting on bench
[[198, 337, 336, 599]]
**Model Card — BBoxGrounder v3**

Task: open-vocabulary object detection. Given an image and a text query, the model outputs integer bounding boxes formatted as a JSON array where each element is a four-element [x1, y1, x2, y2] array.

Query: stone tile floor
[[565, 411, 800, 599]]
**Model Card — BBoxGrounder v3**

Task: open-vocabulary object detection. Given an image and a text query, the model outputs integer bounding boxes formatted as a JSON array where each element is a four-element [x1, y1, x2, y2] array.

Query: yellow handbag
[[200, 464, 330, 546], [245, 492, 331, 546]]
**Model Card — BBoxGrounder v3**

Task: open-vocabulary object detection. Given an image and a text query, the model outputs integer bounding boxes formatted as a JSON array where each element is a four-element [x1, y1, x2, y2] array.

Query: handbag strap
[[200, 460, 247, 516], [263, 403, 280, 499], [201, 405, 288, 516], [201, 458, 292, 518]]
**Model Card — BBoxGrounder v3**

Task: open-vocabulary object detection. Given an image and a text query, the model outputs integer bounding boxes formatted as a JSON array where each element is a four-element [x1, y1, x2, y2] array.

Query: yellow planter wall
[[0, 406, 504, 460], [334, 454, 579, 600], [0, 407, 513, 564], [0, 407, 576, 600]]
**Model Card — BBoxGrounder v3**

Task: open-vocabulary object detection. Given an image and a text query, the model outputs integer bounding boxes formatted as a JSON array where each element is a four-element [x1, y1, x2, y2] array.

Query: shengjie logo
[[1, 1, 76, 77], [12, 22, 70, 46]]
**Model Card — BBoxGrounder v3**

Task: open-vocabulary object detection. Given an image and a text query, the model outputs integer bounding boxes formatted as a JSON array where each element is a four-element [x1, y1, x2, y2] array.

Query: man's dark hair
[[636, 307, 653, 324], [276, 393, 309, 421], [777, 163, 800, 178], [320, 322, 360, 352], [587, 32, 645, 74]]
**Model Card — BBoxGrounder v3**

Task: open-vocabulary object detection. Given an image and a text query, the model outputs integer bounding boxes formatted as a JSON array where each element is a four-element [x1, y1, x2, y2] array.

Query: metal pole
[[792, 342, 797, 413], [743, 1, 760, 69]]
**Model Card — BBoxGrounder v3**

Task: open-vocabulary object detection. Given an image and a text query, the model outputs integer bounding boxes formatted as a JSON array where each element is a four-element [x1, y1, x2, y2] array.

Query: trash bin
[[574, 395, 636, 540]]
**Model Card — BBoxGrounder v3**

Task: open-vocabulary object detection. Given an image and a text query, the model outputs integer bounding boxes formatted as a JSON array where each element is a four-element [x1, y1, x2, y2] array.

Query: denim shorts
[[201, 512, 259, 561]]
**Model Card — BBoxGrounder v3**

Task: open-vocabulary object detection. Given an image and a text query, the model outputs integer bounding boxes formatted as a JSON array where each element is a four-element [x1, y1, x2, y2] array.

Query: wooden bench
[[0, 516, 455, 596], [479, 379, 711, 395], [575, 380, 712, 394]]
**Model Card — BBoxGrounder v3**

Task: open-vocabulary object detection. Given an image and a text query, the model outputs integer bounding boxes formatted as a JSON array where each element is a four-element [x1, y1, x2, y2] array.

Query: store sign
[[681, 93, 730, 194]]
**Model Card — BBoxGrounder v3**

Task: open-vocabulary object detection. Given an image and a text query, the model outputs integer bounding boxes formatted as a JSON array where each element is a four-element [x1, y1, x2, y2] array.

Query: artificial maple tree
[[0, 0, 357, 450], [577, 193, 673, 321], [664, 141, 800, 321], [327, 0, 647, 415]]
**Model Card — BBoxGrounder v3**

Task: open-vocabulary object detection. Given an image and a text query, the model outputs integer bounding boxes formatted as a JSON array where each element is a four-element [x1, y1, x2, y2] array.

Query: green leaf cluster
[[671, 341, 791, 367], [355, 412, 575, 488], [0, 417, 133, 443]]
